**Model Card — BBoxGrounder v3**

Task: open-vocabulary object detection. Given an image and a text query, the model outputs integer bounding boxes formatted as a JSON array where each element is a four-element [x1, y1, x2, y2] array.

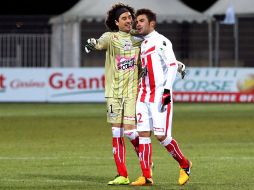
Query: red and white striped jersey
[[138, 31, 178, 103]]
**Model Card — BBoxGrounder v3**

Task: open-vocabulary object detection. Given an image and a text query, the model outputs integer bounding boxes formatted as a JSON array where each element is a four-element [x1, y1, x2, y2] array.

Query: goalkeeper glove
[[177, 61, 186, 79], [161, 89, 171, 112], [84, 38, 97, 53]]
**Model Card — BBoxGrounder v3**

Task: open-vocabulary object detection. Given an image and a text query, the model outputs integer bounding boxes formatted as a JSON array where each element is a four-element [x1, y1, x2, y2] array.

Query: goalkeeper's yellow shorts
[[106, 97, 136, 125]]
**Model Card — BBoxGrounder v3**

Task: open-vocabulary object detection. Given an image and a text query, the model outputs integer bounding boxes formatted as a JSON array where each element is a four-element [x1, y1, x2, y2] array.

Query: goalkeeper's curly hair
[[105, 3, 135, 31]]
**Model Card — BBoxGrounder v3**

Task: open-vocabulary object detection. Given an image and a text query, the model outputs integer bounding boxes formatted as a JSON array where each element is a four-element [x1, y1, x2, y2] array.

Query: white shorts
[[136, 101, 173, 136]]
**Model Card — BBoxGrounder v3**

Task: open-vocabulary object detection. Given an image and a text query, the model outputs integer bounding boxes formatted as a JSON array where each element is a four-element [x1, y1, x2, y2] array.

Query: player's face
[[136, 14, 154, 35], [116, 12, 133, 33]]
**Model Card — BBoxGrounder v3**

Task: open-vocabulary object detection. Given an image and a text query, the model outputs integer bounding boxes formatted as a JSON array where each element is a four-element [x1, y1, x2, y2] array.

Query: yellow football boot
[[108, 175, 130, 185], [178, 160, 192, 185], [130, 176, 154, 186]]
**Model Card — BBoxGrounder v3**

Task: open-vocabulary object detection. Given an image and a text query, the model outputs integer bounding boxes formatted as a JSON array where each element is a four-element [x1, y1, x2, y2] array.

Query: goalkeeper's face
[[115, 12, 133, 33]]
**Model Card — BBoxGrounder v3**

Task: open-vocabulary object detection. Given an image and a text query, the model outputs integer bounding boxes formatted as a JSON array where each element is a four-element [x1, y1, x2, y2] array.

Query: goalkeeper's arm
[[84, 32, 111, 53]]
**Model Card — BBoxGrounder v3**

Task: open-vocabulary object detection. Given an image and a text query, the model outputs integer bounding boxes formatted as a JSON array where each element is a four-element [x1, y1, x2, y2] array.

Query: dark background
[[0, 0, 217, 15]]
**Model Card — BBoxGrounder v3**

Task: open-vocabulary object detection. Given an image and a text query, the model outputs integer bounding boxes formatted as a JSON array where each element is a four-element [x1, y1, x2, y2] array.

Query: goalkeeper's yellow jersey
[[95, 31, 142, 98]]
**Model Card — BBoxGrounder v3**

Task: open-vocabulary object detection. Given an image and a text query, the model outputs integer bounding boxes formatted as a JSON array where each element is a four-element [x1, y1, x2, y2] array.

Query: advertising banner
[[0, 67, 253, 103], [0, 68, 105, 102], [47, 68, 105, 102], [173, 68, 254, 103], [0, 68, 47, 102]]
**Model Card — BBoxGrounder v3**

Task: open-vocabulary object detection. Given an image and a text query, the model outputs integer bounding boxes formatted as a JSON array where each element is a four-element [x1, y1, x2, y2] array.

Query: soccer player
[[84, 3, 142, 185], [130, 9, 192, 186]]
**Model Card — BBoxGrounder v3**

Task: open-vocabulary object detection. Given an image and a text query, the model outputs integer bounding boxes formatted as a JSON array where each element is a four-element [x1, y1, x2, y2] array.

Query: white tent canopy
[[50, 0, 209, 24], [50, 0, 210, 67], [204, 0, 254, 16]]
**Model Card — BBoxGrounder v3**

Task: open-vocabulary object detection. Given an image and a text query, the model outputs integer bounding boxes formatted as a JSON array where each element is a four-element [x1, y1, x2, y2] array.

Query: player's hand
[[162, 89, 171, 106], [84, 38, 97, 53], [161, 89, 171, 112], [177, 61, 186, 79]]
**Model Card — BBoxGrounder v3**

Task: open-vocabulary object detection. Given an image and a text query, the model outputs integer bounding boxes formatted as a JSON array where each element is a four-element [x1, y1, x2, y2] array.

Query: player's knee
[[155, 135, 166, 142], [124, 129, 138, 140], [157, 136, 172, 146], [138, 131, 151, 137]]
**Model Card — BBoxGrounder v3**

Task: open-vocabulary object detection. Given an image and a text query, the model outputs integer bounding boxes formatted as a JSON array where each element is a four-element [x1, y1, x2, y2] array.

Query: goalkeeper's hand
[[84, 38, 97, 53], [177, 61, 186, 79], [161, 89, 171, 111]]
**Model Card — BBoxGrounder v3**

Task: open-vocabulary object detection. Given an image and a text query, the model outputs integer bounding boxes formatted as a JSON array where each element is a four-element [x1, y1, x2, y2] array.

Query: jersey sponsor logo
[[116, 55, 136, 71]]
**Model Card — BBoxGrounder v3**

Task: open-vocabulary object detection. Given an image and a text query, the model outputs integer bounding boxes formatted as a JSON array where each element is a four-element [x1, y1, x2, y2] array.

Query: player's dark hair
[[136, 9, 157, 23], [105, 3, 135, 31]]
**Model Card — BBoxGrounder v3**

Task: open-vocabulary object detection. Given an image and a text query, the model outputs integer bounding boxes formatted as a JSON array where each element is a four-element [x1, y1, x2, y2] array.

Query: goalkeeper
[[85, 3, 143, 185]]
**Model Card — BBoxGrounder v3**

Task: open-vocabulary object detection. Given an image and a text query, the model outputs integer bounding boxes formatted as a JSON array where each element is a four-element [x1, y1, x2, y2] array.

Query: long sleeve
[[95, 32, 111, 50], [158, 39, 177, 90]]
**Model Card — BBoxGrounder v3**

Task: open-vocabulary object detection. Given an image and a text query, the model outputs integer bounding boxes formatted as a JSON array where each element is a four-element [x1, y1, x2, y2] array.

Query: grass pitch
[[0, 103, 253, 190]]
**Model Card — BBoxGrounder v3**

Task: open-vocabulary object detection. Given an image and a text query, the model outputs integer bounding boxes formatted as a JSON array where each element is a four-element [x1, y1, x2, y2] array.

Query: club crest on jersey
[[123, 40, 132, 51], [116, 55, 136, 71]]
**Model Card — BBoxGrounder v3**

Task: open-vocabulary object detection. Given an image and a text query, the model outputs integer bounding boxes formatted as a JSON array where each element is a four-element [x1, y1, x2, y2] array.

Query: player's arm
[[84, 32, 110, 53], [158, 39, 178, 108], [130, 29, 139, 36], [130, 29, 144, 39], [131, 35, 143, 48], [158, 39, 177, 90]]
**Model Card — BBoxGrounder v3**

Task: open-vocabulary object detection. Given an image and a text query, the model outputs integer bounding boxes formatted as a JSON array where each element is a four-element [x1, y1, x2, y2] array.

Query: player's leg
[[152, 101, 191, 185], [123, 97, 139, 156], [123, 127, 139, 155], [107, 98, 129, 185], [160, 136, 192, 185], [130, 102, 153, 186]]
